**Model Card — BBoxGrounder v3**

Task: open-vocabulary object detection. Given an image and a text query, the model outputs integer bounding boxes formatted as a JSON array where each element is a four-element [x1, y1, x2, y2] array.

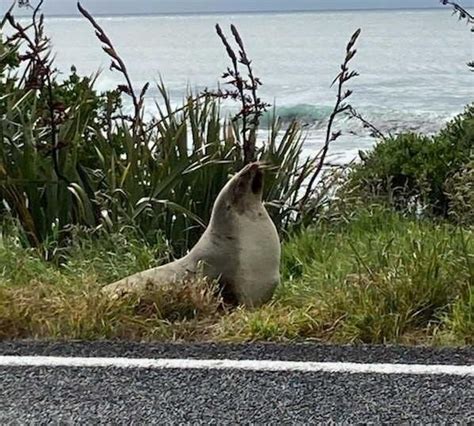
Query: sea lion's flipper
[[101, 260, 190, 298]]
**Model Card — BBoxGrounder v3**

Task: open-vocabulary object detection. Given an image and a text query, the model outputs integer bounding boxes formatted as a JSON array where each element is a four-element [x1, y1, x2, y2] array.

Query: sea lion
[[102, 162, 281, 307]]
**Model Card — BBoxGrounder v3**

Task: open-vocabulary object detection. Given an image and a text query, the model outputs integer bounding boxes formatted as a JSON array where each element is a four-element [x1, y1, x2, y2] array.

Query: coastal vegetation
[[0, 1, 472, 344]]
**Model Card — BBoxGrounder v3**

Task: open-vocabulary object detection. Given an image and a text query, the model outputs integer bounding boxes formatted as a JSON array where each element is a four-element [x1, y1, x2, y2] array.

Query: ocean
[[21, 9, 474, 163]]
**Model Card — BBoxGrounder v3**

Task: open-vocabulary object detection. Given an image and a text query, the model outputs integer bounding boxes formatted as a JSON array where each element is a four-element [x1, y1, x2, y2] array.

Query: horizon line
[[13, 6, 448, 19]]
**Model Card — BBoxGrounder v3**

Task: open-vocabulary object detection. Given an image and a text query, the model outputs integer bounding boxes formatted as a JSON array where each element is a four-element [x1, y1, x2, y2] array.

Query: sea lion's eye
[[226, 204, 232, 210]]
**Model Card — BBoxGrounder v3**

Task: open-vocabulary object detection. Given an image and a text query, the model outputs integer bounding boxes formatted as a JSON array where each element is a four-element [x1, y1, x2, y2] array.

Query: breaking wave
[[262, 103, 457, 137]]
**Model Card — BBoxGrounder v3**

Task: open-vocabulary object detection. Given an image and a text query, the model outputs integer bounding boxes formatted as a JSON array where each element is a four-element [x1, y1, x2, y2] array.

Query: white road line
[[0, 356, 472, 376]]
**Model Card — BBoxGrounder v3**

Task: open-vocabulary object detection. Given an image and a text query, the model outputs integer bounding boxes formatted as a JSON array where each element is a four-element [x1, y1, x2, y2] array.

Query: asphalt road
[[1, 341, 473, 424]]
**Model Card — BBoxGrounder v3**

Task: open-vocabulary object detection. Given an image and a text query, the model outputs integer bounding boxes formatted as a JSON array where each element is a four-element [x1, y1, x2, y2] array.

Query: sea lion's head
[[210, 162, 265, 228]]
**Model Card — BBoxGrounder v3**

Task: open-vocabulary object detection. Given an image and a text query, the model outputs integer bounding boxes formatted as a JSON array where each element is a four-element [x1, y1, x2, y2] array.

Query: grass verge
[[1, 207, 472, 345]]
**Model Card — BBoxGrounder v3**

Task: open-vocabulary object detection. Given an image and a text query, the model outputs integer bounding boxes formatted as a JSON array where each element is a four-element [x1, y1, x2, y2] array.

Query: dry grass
[[0, 276, 223, 341]]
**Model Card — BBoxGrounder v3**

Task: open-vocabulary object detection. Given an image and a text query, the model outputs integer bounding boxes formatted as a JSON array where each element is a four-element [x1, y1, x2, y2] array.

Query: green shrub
[[343, 105, 474, 218]]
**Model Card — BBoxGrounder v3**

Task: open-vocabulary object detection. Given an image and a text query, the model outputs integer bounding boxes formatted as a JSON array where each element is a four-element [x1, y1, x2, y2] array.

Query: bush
[[343, 105, 474, 218]]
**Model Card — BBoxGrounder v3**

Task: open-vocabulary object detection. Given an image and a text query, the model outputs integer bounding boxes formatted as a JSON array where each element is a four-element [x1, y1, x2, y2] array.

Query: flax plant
[[1, 1, 361, 258]]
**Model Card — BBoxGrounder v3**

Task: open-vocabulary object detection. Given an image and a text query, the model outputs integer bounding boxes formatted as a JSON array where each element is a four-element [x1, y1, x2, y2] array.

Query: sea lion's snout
[[251, 168, 263, 195], [215, 162, 266, 213], [238, 162, 264, 196]]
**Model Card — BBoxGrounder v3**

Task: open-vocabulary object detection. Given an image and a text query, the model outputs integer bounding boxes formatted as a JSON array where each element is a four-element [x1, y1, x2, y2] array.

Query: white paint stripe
[[0, 356, 472, 376]]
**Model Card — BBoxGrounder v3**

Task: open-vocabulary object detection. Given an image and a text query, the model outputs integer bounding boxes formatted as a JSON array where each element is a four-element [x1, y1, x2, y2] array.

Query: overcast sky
[[2, 0, 453, 16]]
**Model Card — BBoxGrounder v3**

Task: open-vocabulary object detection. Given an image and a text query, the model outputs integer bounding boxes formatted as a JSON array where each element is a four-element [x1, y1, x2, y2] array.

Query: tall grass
[[218, 207, 473, 344], [0, 207, 471, 344]]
